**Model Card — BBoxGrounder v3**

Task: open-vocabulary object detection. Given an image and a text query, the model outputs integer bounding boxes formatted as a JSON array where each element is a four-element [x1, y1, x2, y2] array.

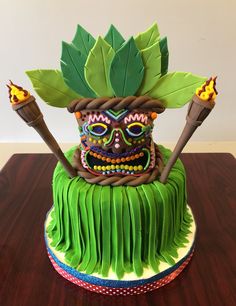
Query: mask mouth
[[81, 145, 155, 176]]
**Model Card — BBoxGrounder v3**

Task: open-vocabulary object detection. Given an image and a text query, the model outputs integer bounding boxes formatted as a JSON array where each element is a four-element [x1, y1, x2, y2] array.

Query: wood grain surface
[[0, 153, 235, 306]]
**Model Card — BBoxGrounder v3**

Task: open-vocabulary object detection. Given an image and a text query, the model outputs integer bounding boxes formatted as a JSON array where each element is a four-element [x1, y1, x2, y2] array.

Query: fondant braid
[[73, 144, 163, 186], [68, 96, 165, 113]]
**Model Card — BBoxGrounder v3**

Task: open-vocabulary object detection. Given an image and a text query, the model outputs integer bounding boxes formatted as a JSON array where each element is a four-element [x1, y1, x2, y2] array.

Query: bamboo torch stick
[[159, 77, 217, 184], [7, 82, 77, 178]]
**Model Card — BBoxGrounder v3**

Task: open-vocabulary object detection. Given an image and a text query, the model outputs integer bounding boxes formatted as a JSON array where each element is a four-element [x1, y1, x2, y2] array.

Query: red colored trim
[[48, 251, 194, 296]]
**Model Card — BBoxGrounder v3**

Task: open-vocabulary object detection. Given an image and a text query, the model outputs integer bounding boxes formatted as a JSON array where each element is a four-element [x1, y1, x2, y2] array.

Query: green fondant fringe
[[46, 145, 193, 279]]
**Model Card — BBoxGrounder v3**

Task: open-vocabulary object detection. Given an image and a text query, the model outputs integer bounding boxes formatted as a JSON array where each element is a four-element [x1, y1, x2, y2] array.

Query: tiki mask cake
[[75, 109, 158, 174], [8, 22, 217, 295], [70, 103, 165, 185]]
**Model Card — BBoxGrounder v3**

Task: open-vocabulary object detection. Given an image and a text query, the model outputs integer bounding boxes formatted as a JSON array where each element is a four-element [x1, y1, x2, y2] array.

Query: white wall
[[0, 0, 235, 144]]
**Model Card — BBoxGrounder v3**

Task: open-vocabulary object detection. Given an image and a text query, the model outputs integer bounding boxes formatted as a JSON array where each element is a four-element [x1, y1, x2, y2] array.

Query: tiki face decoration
[[75, 109, 158, 176]]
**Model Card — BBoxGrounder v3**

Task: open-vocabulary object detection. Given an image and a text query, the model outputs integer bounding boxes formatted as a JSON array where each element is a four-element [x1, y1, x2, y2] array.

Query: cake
[[8, 22, 217, 295]]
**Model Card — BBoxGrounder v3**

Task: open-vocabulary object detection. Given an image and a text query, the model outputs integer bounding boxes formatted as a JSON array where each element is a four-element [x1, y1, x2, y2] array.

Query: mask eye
[[88, 123, 108, 136], [126, 122, 145, 137]]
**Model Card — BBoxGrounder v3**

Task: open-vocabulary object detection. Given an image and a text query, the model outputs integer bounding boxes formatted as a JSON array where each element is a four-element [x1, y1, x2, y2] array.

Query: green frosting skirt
[[46, 145, 193, 279]]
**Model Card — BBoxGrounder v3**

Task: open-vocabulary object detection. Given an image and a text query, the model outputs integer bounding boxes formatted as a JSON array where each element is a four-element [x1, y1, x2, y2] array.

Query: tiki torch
[[7, 82, 77, 178], [160, 77, 217, 184]]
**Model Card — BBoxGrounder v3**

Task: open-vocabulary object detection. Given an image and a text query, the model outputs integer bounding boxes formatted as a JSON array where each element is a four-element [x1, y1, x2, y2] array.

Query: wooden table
[[0, 153, 235, 306]]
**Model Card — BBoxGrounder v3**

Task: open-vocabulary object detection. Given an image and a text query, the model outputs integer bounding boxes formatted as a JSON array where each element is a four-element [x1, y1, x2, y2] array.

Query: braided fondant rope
[[73, 144, 163, 186], [68, 96, 165, 113]]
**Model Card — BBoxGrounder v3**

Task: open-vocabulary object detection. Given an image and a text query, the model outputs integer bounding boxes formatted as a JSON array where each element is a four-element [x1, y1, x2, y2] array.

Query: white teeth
[[102, 169, 133, 175], [89, 168, 143, 175], [81, 152, 88, 169]]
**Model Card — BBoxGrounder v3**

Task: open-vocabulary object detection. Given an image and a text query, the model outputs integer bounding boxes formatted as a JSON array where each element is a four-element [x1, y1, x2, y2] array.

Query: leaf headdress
[[26, 23, 207, 110]]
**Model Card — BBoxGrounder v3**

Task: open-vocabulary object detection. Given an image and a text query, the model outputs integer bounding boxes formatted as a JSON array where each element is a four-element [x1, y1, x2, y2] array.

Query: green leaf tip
[[25, 69, 79, 108], [137, 41, 162, 95], [104, 24, 125, 51], [60, 40, 96, 98], [148, 72, 207, 108], [110, 37, 144, 97], [135, 23, 160, 50], [72, 24, 95, 56], [85, 36, 115, 97], [159, 37, 169, 75]]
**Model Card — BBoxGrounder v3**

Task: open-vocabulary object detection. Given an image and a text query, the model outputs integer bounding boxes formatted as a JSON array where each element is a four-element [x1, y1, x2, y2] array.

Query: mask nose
[[112, 130, 123, 153], [105, 129, 131, 154]]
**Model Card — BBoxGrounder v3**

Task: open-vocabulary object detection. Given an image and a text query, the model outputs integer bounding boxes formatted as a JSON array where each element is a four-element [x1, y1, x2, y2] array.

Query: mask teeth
[[94, 164, 143, 174], [150, 151, 155, 168], [81, 151, 88, 169], [150, 143, 156, 168]]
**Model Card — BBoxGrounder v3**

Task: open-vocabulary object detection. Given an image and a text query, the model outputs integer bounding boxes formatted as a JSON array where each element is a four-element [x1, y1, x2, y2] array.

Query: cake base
[[47, 247, 194, 295], [45, 206, 196, 295]]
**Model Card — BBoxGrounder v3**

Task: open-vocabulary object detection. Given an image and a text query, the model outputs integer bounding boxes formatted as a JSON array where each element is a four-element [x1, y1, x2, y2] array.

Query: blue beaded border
[[45, 231, 195, 288]]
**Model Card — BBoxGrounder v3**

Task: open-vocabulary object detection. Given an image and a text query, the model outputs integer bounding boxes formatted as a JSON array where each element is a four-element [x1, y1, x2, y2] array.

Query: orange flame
[[7, 81, 30, 104], [196, 77, 218, 102]]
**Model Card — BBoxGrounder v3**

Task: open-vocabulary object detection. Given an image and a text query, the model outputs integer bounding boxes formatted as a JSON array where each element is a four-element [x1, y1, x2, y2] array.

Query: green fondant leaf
[[160, 37, 169, 75], [110, 37, 144, 97], [137, 41, 162, 95], [85, 36, 115, 97], [104, 24, 125, 51], [26, 69, 79, 108], [72, 24, 95, 56], [148, 72, 207, 108], [60, 41, 96, 97], [135, 23, 160, 50]]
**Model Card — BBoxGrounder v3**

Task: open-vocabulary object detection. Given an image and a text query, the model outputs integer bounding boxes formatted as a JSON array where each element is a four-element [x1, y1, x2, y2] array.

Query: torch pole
[[12, 96, 77, 178], [159, 94, 215, 184]]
